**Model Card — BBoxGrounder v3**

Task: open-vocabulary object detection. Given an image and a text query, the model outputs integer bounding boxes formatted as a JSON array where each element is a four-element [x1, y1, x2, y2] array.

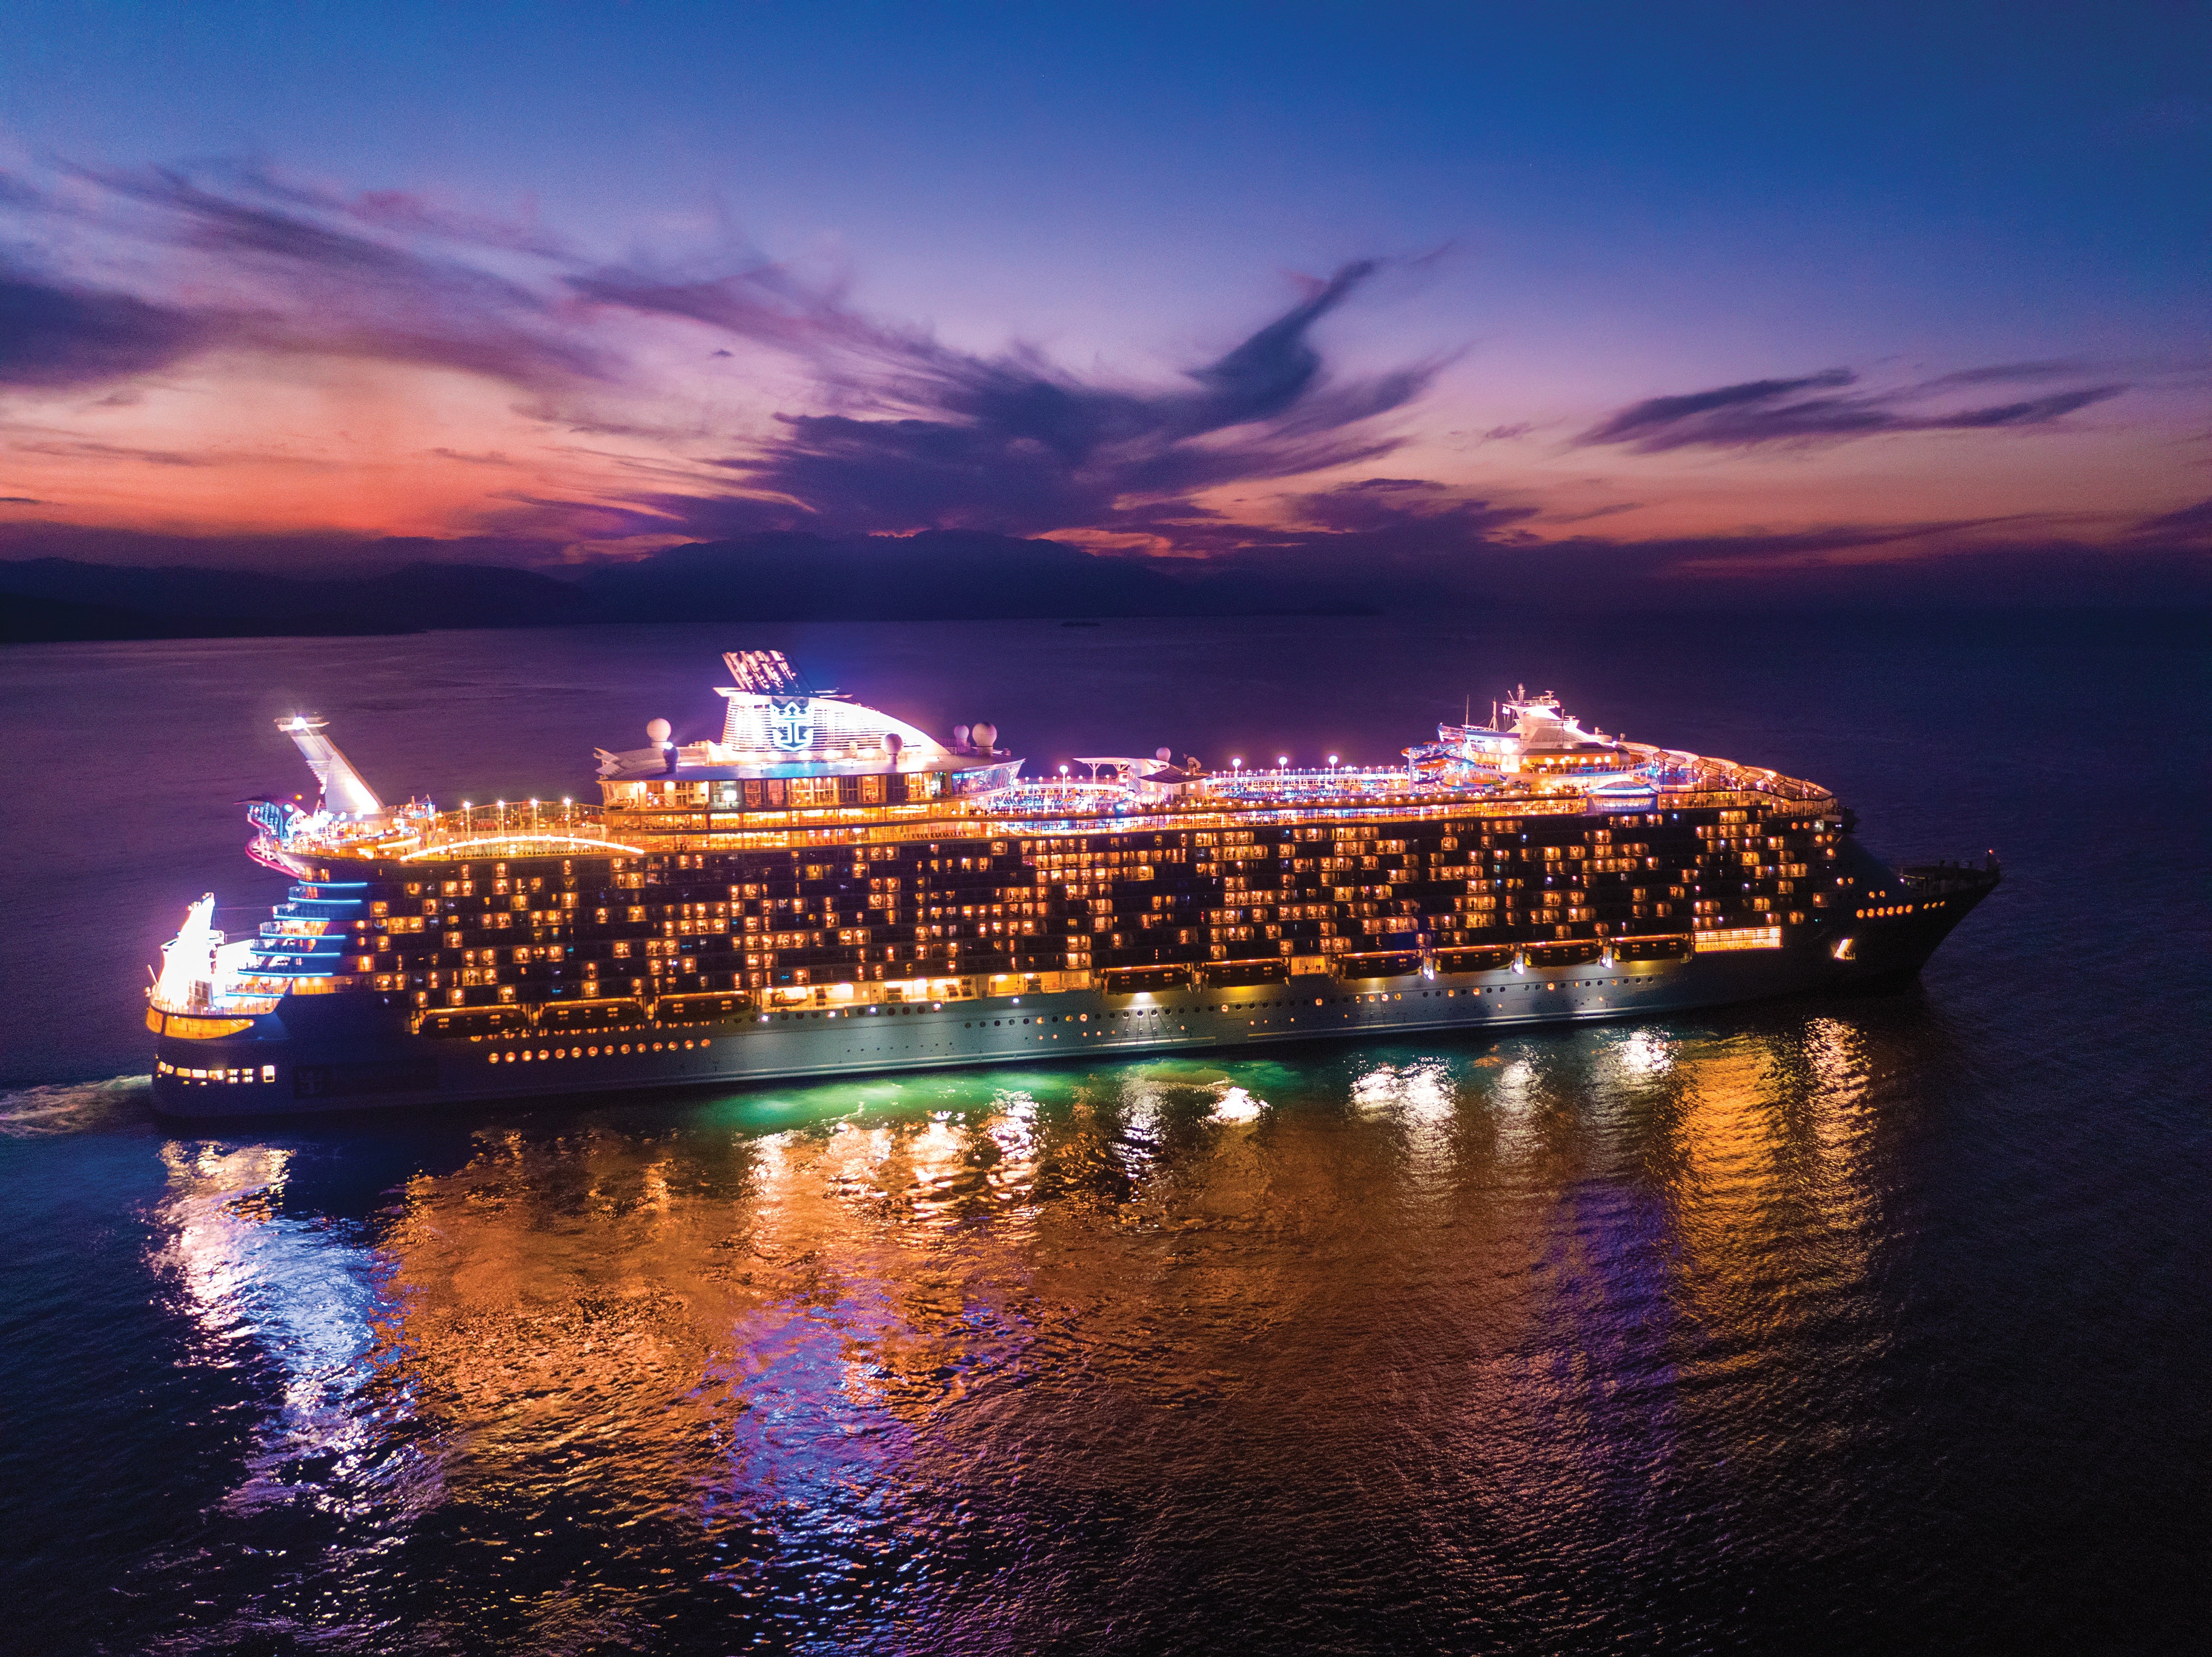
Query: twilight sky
[[1, 1, 2206, 600]]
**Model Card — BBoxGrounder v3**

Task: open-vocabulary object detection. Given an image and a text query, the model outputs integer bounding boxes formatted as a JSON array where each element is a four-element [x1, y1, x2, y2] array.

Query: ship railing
[[1649, 786, 1839, 814], [978, 781, 1136, 811], [280, 802, 628, 861], [273, 765, 1839, 865], [593, 794, 1590, 853], [1898, 859, 2001, 894], [146, 981, 285, 1018], [430, 968, 1106, 1035], [1622, 743, 1833, 805]]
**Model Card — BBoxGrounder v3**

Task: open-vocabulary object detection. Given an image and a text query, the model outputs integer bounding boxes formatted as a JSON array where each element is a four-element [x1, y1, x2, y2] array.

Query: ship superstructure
[[148, 651, 1998, 1115]]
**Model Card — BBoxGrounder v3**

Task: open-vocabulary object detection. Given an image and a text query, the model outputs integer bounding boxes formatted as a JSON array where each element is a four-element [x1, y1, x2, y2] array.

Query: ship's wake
[[0, 1072, 151, 1137]]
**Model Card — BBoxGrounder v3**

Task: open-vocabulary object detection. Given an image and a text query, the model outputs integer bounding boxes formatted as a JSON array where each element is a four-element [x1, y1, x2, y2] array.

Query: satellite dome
[[646, 718, 672, 744], [972, 721, 997, 751], [1156, 746, 1172, 762], [953, 724, 970, 750]]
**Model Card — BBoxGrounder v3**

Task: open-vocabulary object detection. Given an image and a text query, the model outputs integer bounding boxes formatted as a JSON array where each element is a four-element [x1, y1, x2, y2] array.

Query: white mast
[[276, 716, 384, 816]]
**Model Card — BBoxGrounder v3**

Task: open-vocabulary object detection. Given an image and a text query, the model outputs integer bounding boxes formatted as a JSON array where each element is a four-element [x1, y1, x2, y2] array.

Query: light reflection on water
[[8, 614, 2197, 1651], [154, 1142, 438, 1522], [116, 1020, 1918, 1651]]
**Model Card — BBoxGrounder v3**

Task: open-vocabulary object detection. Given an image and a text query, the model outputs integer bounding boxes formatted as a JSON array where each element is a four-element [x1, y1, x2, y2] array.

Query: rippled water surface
[[2, 614, 2206, 1653]]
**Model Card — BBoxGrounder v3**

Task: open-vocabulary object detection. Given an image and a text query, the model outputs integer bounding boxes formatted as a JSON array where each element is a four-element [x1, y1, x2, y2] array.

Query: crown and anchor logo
[[723, 650, 820, 753], [768, 697, 815, 751]]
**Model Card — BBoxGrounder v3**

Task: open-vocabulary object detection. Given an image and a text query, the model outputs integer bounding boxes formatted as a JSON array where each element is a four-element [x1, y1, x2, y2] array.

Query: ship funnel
[[276, 715, 384, 816]]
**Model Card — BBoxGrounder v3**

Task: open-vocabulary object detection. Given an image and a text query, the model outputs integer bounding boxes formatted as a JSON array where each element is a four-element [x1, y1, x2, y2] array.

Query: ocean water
[[0, 612, 2205, 1654]]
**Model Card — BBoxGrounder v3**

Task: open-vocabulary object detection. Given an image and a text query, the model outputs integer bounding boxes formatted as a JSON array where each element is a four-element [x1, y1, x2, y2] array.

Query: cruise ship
[[147, 651, 1999, 1118]]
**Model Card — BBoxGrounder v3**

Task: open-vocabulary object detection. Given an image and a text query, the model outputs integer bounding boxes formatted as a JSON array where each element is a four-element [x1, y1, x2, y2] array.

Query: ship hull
[[149, 893, 1984, 1120]]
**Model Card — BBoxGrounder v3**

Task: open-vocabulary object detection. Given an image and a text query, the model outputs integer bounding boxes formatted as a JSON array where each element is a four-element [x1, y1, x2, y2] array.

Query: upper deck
[[252, 660, 1836, 875]]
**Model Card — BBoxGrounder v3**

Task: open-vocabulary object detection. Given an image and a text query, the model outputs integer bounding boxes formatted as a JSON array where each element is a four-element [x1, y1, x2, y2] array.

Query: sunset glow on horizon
[[1, 3, 2205, 600]]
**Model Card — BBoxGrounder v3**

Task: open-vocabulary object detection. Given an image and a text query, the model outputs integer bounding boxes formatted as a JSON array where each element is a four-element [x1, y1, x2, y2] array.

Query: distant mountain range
[[0, 530, 1374, 643], [9, 522, 2203, 642]]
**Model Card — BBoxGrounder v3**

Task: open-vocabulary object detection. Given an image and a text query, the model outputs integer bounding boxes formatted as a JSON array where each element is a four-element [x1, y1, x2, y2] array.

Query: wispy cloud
[[583, 257, 1437, 536], [1913, 358, 2087, 391], [2124, 496, 2212, 543], [1580, 365, 2126, 452], [1, 162, 1438, 541], [0, 272, 208, 389], [2, 163, 616, 391], [0, 157, 2192, 605], [1095, 474, 1540, 569], [1544, 501, 1643, 524]]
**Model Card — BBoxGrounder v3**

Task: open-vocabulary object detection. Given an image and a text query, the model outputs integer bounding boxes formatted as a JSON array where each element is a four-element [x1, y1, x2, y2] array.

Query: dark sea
[[2, 613, 2206, 1655]]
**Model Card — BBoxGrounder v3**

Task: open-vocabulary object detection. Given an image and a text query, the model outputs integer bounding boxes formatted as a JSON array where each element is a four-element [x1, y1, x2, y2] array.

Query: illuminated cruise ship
[[147, 651, 1999, 1116]]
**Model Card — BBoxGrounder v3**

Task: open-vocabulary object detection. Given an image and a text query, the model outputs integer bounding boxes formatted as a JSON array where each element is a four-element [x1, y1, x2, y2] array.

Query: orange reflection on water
[[1660, 1023, 1885, 1321], [140, 1022, 1896, 1647]]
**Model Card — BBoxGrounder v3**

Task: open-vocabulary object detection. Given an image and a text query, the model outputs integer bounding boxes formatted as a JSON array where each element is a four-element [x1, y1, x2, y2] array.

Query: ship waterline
[[147, 651, 1997, 1117]]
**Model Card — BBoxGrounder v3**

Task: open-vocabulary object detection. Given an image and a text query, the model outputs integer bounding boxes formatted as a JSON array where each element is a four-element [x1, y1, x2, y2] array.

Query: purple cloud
[[1581, 366, 2126, 452], [2125, 497, 2212, 543], [580, 257, 1439, 536], [4, 162, 1441, 542], [0, 274, 206, 388], [1914, 358, 2087, 390], [1088, 475, 1539, 569], [1, 164, 614, 391]]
